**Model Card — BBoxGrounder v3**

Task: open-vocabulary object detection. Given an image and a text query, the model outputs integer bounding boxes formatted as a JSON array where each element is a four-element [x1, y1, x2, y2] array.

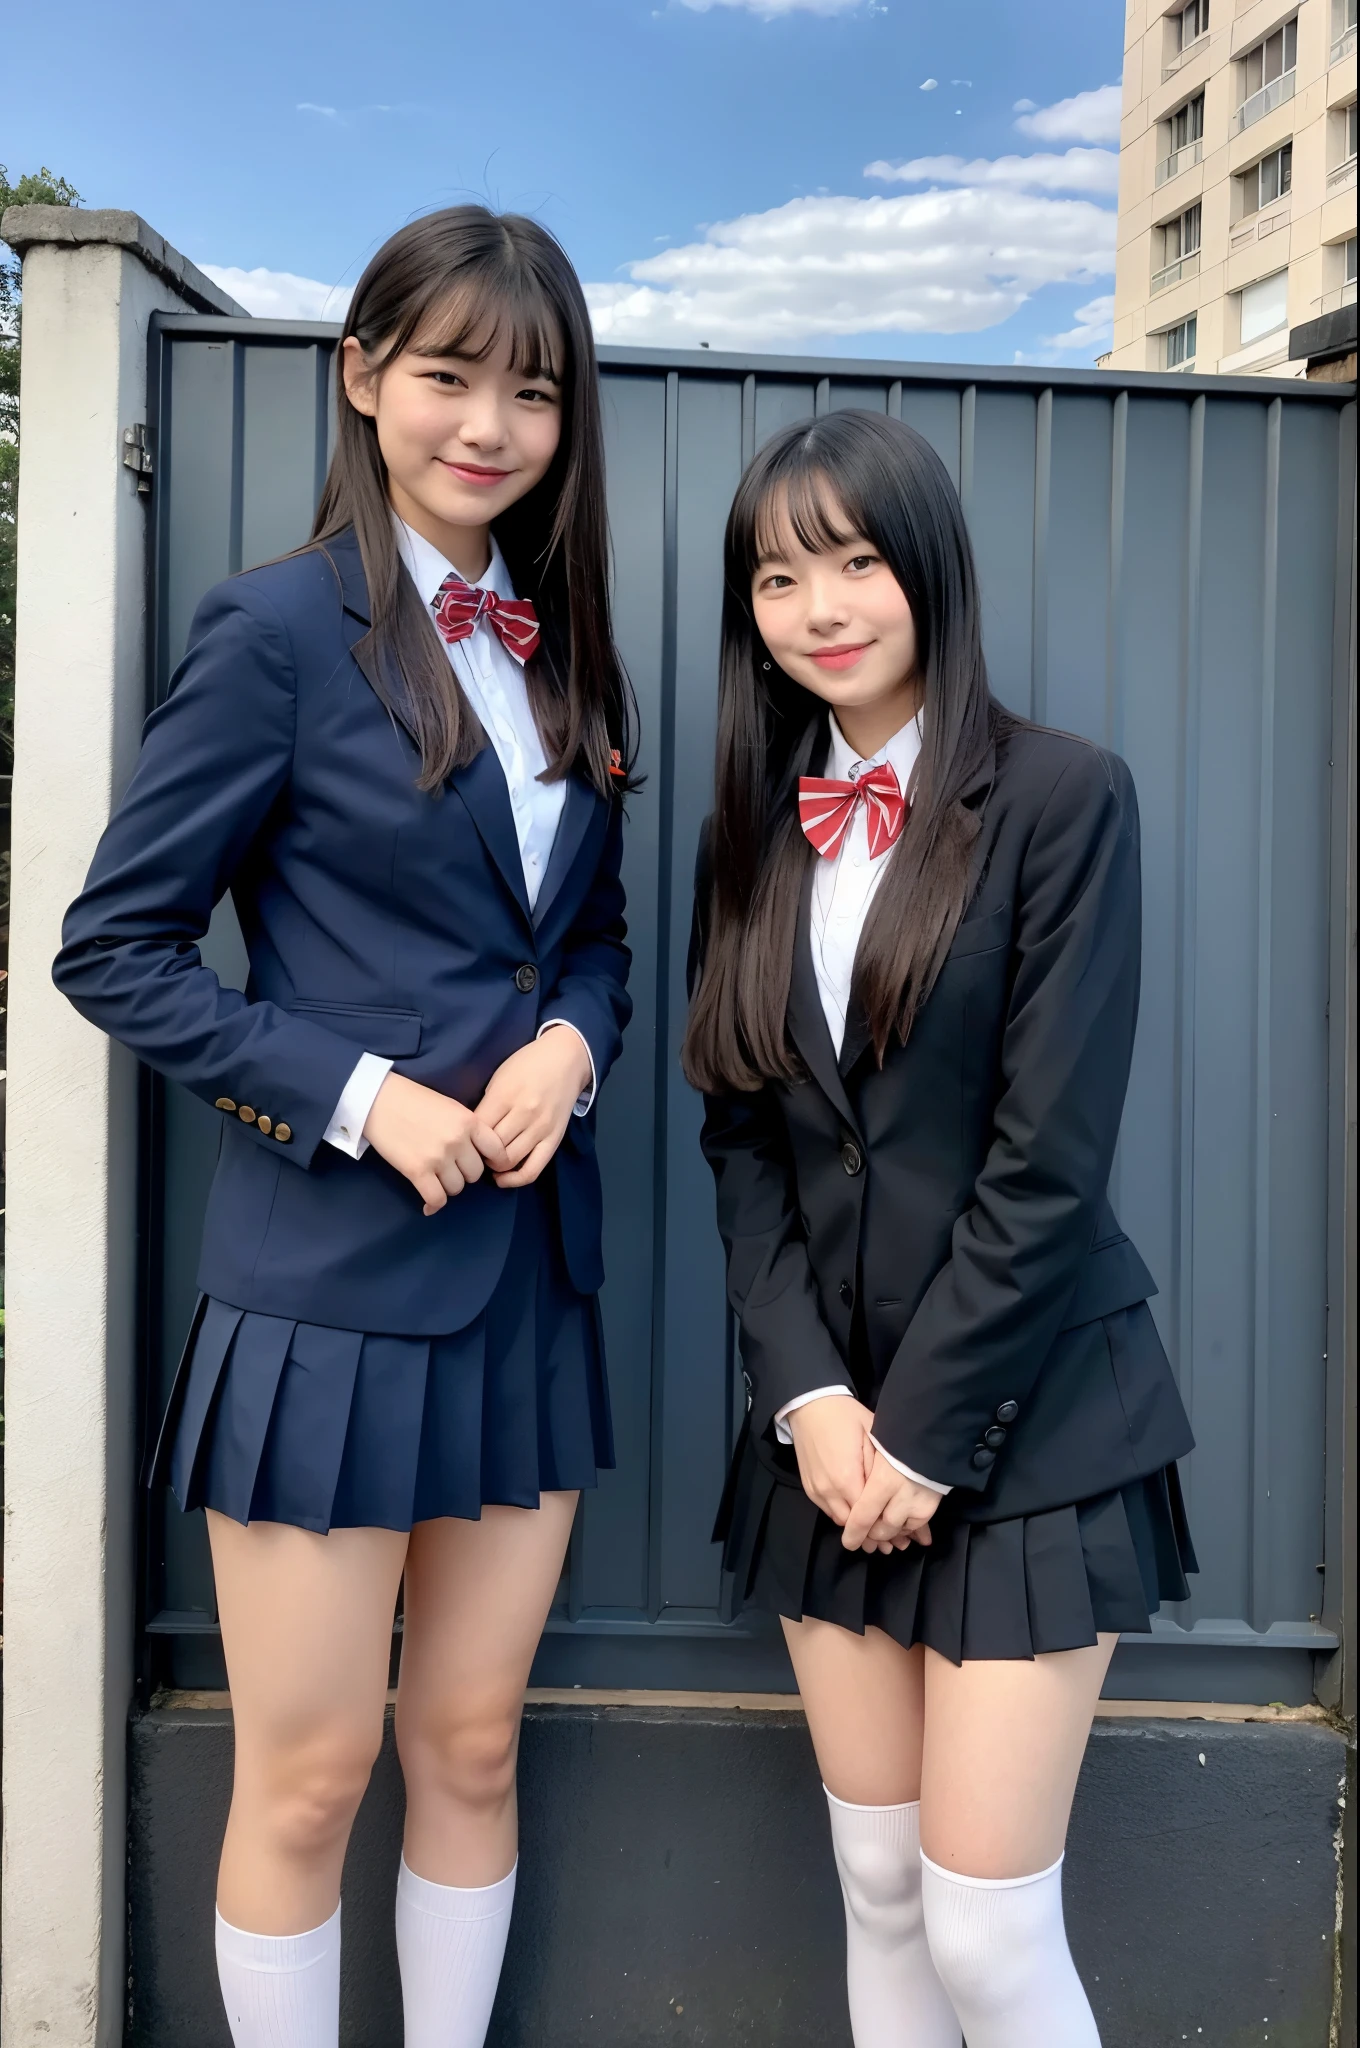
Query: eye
[[845, 553, 879, 573], [759, 572, 795, 592], [424, 369, 467, 389], [516, 386, 558, 405]]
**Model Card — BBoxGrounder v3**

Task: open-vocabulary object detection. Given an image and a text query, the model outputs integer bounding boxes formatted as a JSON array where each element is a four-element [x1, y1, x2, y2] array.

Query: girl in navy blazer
[[55, 207, 634, 2048], [685, 413, 1196, 2048]]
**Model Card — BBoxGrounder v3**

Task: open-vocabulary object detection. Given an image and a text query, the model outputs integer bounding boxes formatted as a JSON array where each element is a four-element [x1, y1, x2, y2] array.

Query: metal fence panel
[[141, 320, 1353, 1702]]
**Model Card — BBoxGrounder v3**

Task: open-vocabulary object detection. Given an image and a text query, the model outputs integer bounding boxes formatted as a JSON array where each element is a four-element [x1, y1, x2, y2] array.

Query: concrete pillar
[[1, 208, 244, 2047]]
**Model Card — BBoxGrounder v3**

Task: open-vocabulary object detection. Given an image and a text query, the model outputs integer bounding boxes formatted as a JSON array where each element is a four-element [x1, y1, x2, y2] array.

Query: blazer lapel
[[449, 745, 533, 927], [533, 777, 603, 934], [787, 860, 862, 1133]]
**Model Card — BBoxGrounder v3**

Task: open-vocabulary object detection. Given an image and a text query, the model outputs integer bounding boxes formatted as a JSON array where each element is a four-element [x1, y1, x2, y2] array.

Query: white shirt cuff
[[868, 1434, 952, 1496], [774, 1385, 857, 1445], [323, 1052, 393, 1159], [538, 1018, 597, 1116]]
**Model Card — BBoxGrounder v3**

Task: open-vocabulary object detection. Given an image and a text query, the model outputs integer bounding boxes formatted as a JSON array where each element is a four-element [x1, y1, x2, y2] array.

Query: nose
[[803, 573, 851, 636], [457, 391, 510, 452]]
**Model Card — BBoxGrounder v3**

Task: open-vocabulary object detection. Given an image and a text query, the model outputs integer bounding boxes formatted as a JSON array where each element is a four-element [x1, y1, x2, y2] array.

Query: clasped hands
[[787, 1395, 942, 1555], [361, 1029, 593, 1215]]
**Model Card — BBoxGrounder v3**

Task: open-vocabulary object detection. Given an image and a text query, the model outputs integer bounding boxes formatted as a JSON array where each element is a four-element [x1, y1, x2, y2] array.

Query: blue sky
[[5, 0, 1126, 364]]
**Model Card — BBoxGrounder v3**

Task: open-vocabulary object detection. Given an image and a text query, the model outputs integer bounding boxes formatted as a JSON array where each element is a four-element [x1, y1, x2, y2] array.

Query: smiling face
[[342, 309, 564, 581], [751, 479, 923, 759]]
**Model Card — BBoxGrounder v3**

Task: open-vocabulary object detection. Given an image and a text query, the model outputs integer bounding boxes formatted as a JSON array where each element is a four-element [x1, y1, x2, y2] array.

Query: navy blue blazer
[[53, 528, 632, 1333]]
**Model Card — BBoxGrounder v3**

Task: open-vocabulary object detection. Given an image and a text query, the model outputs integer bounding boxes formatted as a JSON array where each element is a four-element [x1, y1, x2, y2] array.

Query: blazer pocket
[[1060, 1234, 1159, 1330], [947, 901, 1013, 960], [288, 1000, 423, 1059]]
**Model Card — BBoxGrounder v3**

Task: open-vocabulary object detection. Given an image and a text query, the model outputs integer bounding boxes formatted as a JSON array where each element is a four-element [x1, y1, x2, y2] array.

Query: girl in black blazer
[[685, 412, 1196, 2048]]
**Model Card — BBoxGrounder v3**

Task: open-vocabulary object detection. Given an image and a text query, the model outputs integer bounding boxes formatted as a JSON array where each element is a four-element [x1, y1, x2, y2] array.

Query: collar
[[826, 707, 924, 792], [394, 516, 516, 607]]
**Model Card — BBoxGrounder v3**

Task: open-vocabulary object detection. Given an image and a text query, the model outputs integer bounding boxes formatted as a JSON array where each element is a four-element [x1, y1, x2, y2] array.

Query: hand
[[477, 1027, 594, 1189], [840, 1450, 943, 1554], [362, 1072, 510, 1215], [787, 1396, 877, 1529]]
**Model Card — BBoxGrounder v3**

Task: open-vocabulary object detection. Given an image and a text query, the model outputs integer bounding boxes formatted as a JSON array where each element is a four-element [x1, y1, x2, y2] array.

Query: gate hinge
[[123, 422, 154, 497]]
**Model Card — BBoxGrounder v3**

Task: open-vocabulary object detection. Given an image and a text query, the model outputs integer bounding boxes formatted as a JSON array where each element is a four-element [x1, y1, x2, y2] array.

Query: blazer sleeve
[[52, 575, 373, 1170], [691, 822, 855, 1440], [870, 746, 1143, 1491], [539, 796, 632, 1105]]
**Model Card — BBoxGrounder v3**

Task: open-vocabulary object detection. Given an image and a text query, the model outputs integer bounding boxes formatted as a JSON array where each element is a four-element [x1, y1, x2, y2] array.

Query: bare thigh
[[920, 1634, 1118, 1877], [208, 1511, 408, 1931], [395, 1492, 580, 1885], [781, 1616, 927, 1805]]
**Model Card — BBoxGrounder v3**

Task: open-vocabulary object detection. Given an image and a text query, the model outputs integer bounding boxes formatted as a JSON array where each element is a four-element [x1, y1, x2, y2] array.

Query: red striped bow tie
[[431, 574, 540, 665], [798, 761, 907, 860]]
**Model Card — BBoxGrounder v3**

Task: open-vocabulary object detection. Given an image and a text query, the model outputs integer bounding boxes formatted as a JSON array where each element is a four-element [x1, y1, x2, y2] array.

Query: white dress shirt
[[322, 520, 595, 1157], [772, 710, 950, 1498]]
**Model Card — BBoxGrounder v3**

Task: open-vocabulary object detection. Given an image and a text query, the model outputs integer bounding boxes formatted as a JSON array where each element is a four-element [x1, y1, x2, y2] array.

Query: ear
[[341, 335, 379, 420]]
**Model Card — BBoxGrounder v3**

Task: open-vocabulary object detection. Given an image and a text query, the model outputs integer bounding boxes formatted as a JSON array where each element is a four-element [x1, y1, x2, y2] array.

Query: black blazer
[[54, 529, 631, 1333], [697, 723, 1193, 1523]]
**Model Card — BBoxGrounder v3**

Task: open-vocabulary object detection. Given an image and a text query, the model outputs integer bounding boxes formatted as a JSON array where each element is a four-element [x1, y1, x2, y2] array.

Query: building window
[[1154, 203, 1203, 289], [1238, 143, 1293, 215], [1238, 17, 1298, 130], [1159, 90, 1207, 182], [1347, 235, 1359, 283], [1239, 268, 1289, 345], [1177, 0, 1210, 50], [1350, 100, 1360, 161], [1164, 314, 1198, 366], [1333, 0, 1358, 64]]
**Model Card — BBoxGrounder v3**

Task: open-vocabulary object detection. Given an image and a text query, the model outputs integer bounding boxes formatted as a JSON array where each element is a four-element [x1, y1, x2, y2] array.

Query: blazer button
[[273, 1123, 292, 1143], [996, 1400, 1019, 1424], [257, 1114, 273, 1136], [215, 1097, 236, 1113], [515, 963, 539, 993], [840, 1139, 864, 1176], [839, 1280, 854, 1308], [971, 1446, 997, 1471], [984, 1425, 1007, 1449], [238, 1105, 257, 1123]]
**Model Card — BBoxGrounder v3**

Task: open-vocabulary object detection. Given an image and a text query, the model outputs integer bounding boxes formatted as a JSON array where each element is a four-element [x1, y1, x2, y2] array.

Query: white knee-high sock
[[395, 1856, 517, 2048], [215, 1903, 341, 2048], [826, 1790, 963, 2047], [920, 1852, 1100, 2048]]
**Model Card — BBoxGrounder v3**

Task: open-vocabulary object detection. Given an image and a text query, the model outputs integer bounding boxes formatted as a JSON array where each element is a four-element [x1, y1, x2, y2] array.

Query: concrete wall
[[1, 209, 243, 2048]]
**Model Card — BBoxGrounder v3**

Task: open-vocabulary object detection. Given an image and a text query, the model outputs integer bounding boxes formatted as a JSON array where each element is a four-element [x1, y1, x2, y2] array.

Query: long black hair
[[683, 410, 1014, 1094], [311, 205, 637, 795]]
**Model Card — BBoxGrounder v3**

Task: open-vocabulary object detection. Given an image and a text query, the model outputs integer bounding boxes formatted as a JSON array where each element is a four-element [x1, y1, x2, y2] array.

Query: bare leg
[[918, 1636, 1118, 2048], [783, 1618, 958, 2047], [395, 1492, 579, 1885], [208, 1510, 407, 1934]]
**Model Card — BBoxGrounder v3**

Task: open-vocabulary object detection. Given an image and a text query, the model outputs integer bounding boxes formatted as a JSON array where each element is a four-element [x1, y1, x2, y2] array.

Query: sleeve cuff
[[323, 1052, 393, 1159], [774, 1385, 857, 1445], [868, 1434, 952, 1495], [538, 1018, 597, 1116]]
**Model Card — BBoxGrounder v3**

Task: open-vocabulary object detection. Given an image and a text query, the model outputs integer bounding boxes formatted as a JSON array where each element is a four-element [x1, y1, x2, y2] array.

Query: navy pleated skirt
[[716, 1429, 1197, 1663], [162, 1185, 613, 1532]]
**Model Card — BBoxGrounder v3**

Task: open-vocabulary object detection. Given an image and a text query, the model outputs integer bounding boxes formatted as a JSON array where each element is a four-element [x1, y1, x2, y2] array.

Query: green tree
[[1, 166, 82, 765]]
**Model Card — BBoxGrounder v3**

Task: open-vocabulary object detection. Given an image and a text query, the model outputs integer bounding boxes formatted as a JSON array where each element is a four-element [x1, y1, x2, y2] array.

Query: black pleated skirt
[[716, 1429, 1198, 1663], [163, 1184, 613, 1533]]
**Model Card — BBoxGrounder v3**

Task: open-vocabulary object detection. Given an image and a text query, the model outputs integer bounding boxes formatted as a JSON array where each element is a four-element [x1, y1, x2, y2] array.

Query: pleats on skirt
[[162, 1183, 613, 1533], [715, 1429, 1198, 1664]]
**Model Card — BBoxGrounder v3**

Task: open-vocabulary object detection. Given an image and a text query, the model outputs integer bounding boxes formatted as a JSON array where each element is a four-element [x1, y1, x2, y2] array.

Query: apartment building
[[1107, 0, 1357, 374]]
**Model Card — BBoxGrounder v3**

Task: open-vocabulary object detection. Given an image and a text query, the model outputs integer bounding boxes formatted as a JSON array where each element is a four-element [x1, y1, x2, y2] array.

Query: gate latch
[[122, 422, 153, 497]]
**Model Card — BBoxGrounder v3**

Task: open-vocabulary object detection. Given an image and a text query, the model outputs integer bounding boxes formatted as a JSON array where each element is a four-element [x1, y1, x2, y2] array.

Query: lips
[[808, 643, 871, 671], [442, 461, 513, 486]]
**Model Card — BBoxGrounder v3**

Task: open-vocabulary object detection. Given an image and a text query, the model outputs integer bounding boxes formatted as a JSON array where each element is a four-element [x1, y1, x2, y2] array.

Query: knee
[[244, 1726, 382, 1862], [834, 1833, 919, 1941], [399, 1703, 520, 1817]]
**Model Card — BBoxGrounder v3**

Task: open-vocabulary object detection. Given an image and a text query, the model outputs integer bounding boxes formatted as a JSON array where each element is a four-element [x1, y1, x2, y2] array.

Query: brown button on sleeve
[[238, 1105, 257, 1124], [273, 1123, 292, 1143], [215, 1097, 237, 1113], [256, 1114, 273, 1136]]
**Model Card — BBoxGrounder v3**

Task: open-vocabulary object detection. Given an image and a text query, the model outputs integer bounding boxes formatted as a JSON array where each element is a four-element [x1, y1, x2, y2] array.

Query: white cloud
[[585, 185, 1114, 348], [674, 0, 861, 12], [1012, 97, 1037, 112], [1042, 292, 1115, 352], [865, 148, 1119, 196], [297, 101, 340, 118], [920, 76, 938, 89], [200, 265, 354, 321], [1013, 83, 1122, 145]]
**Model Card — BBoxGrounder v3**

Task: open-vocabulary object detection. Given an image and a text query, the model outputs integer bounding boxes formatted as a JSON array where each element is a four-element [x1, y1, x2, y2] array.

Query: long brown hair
[[683, 410, 1014, 1094], [311, 205, 637, 795]]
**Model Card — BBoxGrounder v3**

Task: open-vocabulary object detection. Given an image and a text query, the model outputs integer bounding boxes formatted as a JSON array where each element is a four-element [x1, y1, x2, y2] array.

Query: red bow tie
[[798, 761, 907, 861], [431, 574, 540, 665]]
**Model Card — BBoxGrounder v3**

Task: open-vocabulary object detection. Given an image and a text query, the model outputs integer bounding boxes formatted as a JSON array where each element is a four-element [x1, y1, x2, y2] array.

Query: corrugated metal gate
[[141, 319, 1355, 1705]]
